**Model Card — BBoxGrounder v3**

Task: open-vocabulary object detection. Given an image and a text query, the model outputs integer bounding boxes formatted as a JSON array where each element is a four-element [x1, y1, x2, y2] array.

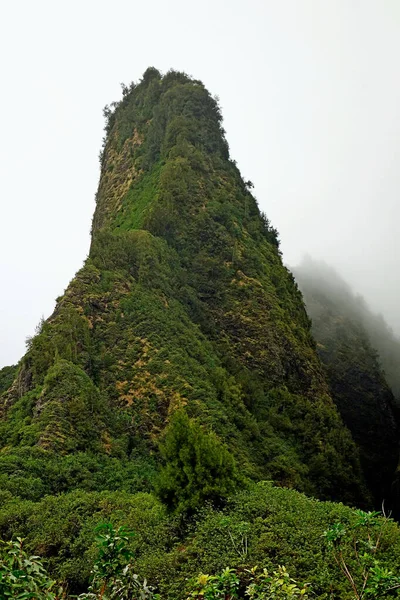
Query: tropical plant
[[188, 568, 240, 599], [187, 566, 309, 600], [245, 566, 309, 599], [0, 537, 61, 599], [324, 509, 400, 598], [78, 523, 159, 600]]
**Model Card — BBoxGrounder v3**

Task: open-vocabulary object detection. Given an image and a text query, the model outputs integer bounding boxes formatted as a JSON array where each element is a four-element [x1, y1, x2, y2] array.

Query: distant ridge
[[294, 257, 400, 511]]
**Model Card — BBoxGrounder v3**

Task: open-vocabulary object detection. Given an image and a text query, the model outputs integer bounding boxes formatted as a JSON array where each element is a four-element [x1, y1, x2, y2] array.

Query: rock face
[[0, 69, 370, 506], [294, 259, 400, 511]]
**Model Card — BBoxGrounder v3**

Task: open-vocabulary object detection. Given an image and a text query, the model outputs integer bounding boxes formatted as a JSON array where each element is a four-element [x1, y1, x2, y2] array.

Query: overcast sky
[[1, 0, 399, 367]]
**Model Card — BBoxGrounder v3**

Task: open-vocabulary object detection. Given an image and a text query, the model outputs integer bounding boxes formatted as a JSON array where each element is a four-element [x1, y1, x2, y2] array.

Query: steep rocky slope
[[0, 69, 368, 505]]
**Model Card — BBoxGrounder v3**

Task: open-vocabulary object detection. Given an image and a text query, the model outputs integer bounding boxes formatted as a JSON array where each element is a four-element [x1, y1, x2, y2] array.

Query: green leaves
[[245, 566, 309, 599], [188, 567, 240, 599], [365, 563, 400, 598], [0, 537, 61, 600], [156, 410, 241, 513], [354, 510, 381, 528], [78, 523, 160, 600], [188, 566, 309, 600], [324, 511, 400, 599], [322, 522, 347, 545], [87, 523, 135, 592]]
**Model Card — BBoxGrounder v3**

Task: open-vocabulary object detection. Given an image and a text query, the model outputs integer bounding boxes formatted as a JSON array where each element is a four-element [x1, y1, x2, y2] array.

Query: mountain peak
[[92, 69, 229, 235], [1, 69, 371, 513]]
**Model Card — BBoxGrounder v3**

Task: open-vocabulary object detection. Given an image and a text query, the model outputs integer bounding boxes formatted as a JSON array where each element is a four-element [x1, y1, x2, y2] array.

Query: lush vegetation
[[293, 259, 400, 514], [156, 409, 241, 513], [0, 365, 16, 395], [1, 484, 400, 598], [1, 69, 399, 597], [0, 68, 368, 504]]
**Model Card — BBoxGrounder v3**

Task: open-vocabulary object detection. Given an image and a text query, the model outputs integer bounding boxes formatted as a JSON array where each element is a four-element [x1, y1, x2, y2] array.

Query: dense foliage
[[0, 68, 368, 505], [156, 409, 241, 513], [1, 483, 400, 598], [1, 68, 399, 596], [323, 509, 400, 598], [0, 537, 61, 599], [293, 259, 400, 513], [0, 365, 16, 395]]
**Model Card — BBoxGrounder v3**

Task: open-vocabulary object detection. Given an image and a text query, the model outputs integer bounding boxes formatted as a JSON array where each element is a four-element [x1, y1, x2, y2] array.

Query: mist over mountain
[[294, 257, 400, 401], [293, 257, 400, 510]]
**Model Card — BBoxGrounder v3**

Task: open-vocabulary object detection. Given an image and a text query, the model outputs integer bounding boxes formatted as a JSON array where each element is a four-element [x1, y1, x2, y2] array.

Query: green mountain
[[293, 258, 400, 511], [3, 68, 400, 596], [0, 68, 366, 505]]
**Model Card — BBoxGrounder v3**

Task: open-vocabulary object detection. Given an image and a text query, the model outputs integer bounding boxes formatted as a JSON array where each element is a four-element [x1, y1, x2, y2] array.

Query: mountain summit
[[1, 69, 369, 506]]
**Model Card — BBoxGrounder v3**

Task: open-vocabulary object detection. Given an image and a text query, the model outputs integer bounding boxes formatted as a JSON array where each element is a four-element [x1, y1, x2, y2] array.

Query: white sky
[[1, 0, 399, 367]]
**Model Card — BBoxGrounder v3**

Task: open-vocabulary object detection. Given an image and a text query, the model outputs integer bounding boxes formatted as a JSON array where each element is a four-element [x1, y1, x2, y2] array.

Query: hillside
[[293, 258, 400, 512], [0, 68, 368, 506], [3, 68, 400, 596]]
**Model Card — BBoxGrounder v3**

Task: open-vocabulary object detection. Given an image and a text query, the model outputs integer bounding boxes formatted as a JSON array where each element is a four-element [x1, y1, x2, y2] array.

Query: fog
[[294, 256, 400, 400], [1, 1, 400, 367]]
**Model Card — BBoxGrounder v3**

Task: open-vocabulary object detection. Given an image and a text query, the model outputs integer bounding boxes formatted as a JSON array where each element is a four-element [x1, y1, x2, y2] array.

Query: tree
[[156, 410, 240, 513]]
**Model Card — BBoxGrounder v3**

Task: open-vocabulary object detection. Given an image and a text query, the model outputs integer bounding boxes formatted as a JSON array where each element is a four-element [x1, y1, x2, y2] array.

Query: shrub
[[156, 410, 241, 513], [0, 537, 61, 599], [324, 509, 400, 598]]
